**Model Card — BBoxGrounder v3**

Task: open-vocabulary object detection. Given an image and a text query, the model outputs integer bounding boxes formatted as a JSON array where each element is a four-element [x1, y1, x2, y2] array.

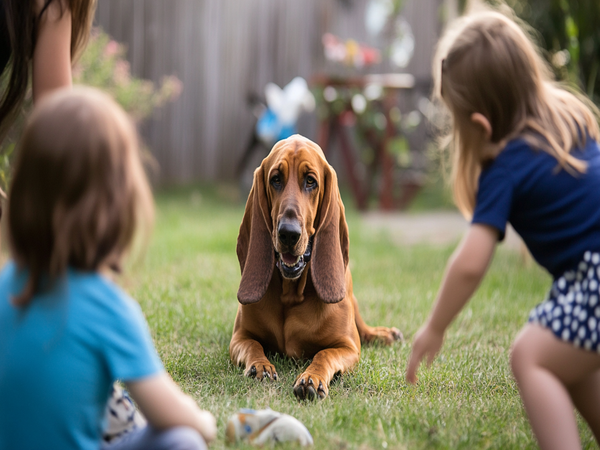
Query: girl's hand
[[405, 224, 497, 384], [406, 324, 444, 384]]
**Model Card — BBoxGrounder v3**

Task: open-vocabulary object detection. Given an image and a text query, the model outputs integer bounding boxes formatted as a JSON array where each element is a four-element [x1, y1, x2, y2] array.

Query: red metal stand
[[313, 73, 421, 211]]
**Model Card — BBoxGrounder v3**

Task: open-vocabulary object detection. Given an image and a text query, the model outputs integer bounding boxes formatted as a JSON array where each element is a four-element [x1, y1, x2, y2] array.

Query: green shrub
[[73, 28, 182, 122], [0, 27, 182, 194]]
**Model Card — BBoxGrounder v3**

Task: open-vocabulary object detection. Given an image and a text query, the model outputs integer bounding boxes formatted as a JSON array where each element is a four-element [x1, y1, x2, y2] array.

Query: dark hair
[[8, 86, 154, 306], [0, 0, 97, 142]]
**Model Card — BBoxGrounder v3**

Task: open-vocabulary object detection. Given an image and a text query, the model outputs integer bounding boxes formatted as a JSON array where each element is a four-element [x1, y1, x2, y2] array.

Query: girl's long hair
[[8, 87, 154, 307], [0, 0, 97, 143], [434, 9, 600, 218]]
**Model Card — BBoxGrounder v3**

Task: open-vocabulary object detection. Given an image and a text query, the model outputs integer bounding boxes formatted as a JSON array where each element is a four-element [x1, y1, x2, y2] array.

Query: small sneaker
[[226, 408, 313, 446]]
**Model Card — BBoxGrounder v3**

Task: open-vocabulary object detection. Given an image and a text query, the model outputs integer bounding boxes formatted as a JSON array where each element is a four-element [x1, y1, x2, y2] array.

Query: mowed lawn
[[123, 185, 596, 450]]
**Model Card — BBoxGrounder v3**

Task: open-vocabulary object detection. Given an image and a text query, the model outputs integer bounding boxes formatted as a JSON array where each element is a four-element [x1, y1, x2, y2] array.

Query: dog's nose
[[278, 221, 301, 247]]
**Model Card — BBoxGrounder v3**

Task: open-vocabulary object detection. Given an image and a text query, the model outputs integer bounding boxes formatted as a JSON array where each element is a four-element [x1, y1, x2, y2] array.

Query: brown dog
[[230, 135, 402, 400]]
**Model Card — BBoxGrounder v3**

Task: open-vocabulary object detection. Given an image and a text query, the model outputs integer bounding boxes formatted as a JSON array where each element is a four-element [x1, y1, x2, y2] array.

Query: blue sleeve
[[472, 163, 513, 241], [102, 293, 164, 382]]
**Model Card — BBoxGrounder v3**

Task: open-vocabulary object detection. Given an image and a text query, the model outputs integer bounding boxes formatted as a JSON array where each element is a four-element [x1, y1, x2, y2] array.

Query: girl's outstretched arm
[[406, 224, 498, 384], [126, 373, 217, 443]]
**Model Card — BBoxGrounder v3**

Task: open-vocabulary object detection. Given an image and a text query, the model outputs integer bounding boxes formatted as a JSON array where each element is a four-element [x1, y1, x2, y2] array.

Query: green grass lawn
[[124, 185, 596, 449]]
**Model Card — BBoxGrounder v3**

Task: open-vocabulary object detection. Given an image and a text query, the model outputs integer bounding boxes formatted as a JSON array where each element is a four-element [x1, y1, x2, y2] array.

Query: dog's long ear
[[311, 163, 349, 303], [236, 166, 275, 304]]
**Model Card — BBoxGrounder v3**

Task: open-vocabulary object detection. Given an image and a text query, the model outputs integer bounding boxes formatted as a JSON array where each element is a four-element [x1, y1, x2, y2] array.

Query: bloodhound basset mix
[[230, 135, 402, 400]]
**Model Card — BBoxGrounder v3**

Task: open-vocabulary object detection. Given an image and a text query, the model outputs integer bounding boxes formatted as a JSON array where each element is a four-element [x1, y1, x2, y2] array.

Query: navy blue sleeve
[[472, 163, 513, 241]]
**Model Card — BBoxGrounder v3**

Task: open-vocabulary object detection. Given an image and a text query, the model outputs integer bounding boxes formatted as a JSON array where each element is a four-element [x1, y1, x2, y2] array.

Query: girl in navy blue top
[[405, 9, 600, 450]]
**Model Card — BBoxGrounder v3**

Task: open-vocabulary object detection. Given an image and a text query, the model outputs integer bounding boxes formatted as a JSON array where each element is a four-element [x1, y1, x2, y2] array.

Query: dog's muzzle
[[275, 236, 313, 279]]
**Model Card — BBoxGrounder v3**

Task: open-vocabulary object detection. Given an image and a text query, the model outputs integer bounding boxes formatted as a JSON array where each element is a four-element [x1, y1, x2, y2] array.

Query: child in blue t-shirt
[[405, 9, 600, 450], [0, 87, 217, 450]]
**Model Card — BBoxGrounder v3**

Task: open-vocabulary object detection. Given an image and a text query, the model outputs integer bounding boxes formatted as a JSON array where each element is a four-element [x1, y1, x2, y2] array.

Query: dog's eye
[[305, 176, 317, 189], [271, 175, 282, 189]]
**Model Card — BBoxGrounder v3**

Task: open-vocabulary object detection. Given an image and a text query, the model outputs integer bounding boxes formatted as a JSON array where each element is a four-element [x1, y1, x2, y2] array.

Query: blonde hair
[[8, 86, 154, 306], [434, 9, 600, 218]]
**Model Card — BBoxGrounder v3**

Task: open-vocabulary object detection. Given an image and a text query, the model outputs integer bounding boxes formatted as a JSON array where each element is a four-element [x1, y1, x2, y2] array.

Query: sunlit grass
[[122, 185, 595, 449]]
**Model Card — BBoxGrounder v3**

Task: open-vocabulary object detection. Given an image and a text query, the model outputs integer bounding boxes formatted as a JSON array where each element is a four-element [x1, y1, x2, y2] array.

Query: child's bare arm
[[406, 224, 498, 383], [32, 0, 73, 103], [125, 373, 217, 443]]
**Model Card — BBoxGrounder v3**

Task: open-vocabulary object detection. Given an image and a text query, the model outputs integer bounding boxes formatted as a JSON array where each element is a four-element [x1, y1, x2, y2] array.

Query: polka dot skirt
[[529, 251, 600, 352]]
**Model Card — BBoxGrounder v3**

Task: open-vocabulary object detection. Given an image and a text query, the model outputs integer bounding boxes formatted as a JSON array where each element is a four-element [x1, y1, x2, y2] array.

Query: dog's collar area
[[275, 236, 313, 279]]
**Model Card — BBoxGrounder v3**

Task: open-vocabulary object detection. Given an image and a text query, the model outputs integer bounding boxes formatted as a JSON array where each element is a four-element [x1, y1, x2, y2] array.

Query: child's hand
[[179, 395, 217, 442], [196, 409, 217, 443], [406, 324, 444, 384], [406, 225, 497, 384]]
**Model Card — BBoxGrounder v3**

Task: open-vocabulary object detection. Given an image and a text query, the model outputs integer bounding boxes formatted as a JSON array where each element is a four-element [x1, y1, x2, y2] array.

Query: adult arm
[[406, 224, 498, 383], [32, 0, 73, 102], [126, 373, 217, 443]]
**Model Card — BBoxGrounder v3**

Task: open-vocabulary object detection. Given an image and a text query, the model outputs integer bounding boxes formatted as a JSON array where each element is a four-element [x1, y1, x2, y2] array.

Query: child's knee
[[510, 329, 533, 380]]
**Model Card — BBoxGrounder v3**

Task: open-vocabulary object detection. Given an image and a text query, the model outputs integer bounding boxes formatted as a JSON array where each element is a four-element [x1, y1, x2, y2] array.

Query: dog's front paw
[[244, 360, 278, 381], [293, 372, 328, 401]]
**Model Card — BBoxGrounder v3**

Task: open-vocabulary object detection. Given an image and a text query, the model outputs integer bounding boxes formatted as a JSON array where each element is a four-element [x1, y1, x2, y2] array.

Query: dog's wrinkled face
[[265, 139, 324, 280], [237, 134, 347, 305]]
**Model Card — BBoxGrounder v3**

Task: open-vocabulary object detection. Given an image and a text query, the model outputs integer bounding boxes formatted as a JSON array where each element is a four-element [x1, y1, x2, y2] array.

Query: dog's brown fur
[[230, 135, 401, 400]]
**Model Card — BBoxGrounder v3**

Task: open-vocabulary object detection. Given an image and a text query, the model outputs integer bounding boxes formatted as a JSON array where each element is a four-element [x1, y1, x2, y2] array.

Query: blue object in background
[[255, 77, 315, 146], [256, 108, 296, 145]]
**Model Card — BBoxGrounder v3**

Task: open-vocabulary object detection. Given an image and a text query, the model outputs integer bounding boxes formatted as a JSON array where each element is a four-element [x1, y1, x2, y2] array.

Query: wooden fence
[[95, 0, 444, 184]]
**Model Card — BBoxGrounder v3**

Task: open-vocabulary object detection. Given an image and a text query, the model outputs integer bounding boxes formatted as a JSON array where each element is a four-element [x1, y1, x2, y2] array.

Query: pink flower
[[104, 40, 120, 58], [113, 60, 130, 85], [162, 76, 183, 101]]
